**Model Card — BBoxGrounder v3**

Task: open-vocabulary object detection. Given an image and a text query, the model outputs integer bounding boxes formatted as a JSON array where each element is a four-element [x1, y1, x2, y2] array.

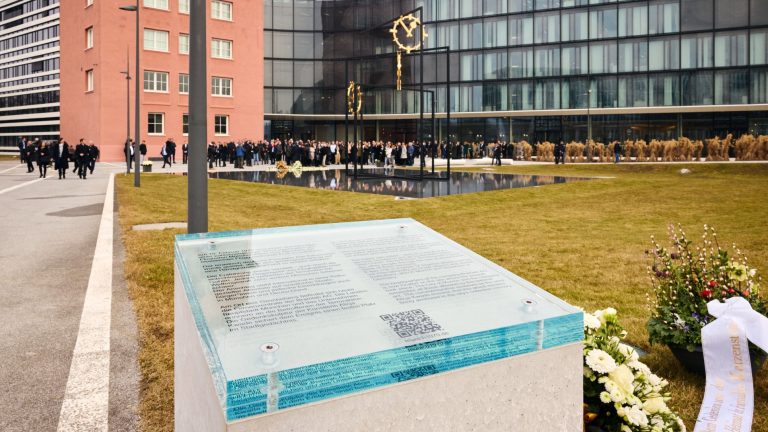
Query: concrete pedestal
[[175, 271, 583, 432]]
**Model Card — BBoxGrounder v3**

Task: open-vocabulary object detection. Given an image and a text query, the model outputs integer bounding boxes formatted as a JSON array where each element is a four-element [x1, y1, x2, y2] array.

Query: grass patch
[[116, 164, 768, 432]]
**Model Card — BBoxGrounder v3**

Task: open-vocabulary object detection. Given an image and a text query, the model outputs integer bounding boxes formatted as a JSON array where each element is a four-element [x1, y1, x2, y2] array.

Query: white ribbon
[[694, 297, 768, 432]]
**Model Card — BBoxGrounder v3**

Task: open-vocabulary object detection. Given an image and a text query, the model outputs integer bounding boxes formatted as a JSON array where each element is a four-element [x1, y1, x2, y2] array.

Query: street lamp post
[[119, 2, 141, 187], [188, 0, 208, 233], [120, 49, 131, 174], [587, 88, 593, 146]]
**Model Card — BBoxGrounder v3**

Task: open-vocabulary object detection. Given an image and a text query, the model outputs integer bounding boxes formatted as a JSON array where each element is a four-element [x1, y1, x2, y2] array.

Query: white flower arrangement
[[583, 309, 686, 432]]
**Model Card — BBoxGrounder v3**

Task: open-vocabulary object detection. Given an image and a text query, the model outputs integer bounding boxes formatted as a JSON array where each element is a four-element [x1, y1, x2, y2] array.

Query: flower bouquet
[[646, 224, 767, 372], [583, 308, 686, 432]]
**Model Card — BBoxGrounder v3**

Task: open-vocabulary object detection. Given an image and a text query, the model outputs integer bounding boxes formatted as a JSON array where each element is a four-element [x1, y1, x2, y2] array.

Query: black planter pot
[[668, 344, 767, 376]]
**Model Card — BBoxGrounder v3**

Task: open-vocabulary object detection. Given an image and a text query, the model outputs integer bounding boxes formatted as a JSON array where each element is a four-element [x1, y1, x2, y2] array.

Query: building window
[[86, 69, 94, 92], [179, 33, 189, 55], [86, 27, 93, 49], [211, 1, 233, 21], [508, 14, 533, 45], [211, 38, 232, 59], [212, 77, 232, 96], [649, 0, 679, 34], [182, 114, 189, 135], [144, 70, 169, 92], [649, 37, 680, 71], [179, 73, 189, 94], [179, 0, 190, 13], [143, 0, 168, 10], [214, 115, 229, 135], [714, 31, 748, 67], [590, 6, 618, 39], [534, 11, 559, 44], [618, 4, 648, 37], [148, 113, 164, 135], [752, 30, 768, 65], [561, 10, 588, 42], [681, 33, 713, 69], [144, 29, 169, 52]]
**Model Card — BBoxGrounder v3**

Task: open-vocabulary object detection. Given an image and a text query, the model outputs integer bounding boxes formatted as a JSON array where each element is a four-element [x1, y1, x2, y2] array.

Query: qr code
[[380, 309, 442, 339]]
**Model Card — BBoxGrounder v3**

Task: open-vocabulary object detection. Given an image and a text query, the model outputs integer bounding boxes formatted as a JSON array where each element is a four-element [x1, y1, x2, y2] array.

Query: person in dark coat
[[182, 142, 189, 164], [493, 143, 502, 166], [54, 140, 70, 179], [140, 140, 147, 163], [168, 138, 177, 164], [124, 139, 134, 173], [17, 136, 27, 163], [88, 142, 99, 174], [37, 141, 51, 178], [162, 140, 172, 168], [75, 139, 90, 179], [207, 143, 217, 169], [24, 140, 37, 173]]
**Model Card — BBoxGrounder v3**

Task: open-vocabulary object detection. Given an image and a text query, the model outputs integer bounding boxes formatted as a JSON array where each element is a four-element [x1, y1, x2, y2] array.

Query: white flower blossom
[[628, 360, 652, 376], [647, 373, 663, 387], [586, 349, 618, 374], [600, 392, 611, 403], [584, 313, 601, 330], [618, 343, 640, 361], [626, 404, 649, 426], [643, 397, 668, 414], [609, 365, 635, 396]]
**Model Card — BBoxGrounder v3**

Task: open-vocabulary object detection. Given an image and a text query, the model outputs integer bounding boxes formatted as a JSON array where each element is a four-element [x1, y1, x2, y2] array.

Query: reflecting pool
[[210, 169, 592, 199]]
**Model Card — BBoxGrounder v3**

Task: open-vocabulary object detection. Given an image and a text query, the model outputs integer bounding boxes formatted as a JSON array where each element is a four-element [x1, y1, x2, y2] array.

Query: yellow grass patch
[[116, 164, 768, 432]]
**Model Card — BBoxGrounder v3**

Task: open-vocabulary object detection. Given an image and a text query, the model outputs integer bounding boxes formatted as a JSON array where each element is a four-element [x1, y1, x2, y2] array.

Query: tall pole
[[188, 0, 208, 233], [121, 48, 131, 174], [134, 0, 140, 187], [126, 49, 130, 150], [587, 88, 593, 145]]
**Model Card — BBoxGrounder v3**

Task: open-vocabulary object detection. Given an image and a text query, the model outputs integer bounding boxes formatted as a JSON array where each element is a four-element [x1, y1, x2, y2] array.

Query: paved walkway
[[0, 161, 139, 432]]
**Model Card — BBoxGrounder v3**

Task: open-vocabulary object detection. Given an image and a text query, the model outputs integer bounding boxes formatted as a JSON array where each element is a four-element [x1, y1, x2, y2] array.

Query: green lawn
[[115, 163, 768, 432]]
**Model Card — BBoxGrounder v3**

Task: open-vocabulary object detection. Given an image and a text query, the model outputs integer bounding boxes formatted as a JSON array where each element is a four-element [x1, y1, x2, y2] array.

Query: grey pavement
[[0, 161, 139, 431]]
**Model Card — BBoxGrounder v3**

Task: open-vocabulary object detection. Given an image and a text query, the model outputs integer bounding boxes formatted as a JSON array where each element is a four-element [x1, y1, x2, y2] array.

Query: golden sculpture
[[396, 51, 403, 91], [347, 80, 362, 115], [347, 81, 356, 115], [389, 14, 427, 54]]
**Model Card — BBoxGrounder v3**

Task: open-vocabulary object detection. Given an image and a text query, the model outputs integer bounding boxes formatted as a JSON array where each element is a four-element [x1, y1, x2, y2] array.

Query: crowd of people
[[17, 137, 100, 179], [197, 139, 526, 169]]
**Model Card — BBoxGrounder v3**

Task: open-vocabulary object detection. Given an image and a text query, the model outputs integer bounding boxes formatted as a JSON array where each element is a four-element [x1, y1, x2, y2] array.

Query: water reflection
[[210, 169, 591, 199]]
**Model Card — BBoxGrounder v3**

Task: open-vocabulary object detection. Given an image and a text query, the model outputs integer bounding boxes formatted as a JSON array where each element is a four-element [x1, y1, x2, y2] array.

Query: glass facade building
[[0, 0, 60, 148], [264, 0, 768, 144]]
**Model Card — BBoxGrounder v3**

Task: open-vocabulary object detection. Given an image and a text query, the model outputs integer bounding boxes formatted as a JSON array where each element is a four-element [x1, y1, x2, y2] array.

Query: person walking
[[124, 139, 134, 173], [614, 141, 622, 164], [54, 140, 70, 179], [88, 141, 99, 174], [161, 140, 171, 168], [139, 140, 147, 163], [17, 136, 27, 163], [24, 140, 36, 173], [235, 142, 245, 168], [169, 138, 177, 164], [76, 139, 90, 179], [493, 143, 502, 166], [37, 141, 51, 178], [207, 142, 216, 169]]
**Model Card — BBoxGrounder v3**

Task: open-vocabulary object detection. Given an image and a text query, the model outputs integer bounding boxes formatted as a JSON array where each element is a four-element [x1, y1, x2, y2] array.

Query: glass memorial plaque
[[175, 219, 583, 421]]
